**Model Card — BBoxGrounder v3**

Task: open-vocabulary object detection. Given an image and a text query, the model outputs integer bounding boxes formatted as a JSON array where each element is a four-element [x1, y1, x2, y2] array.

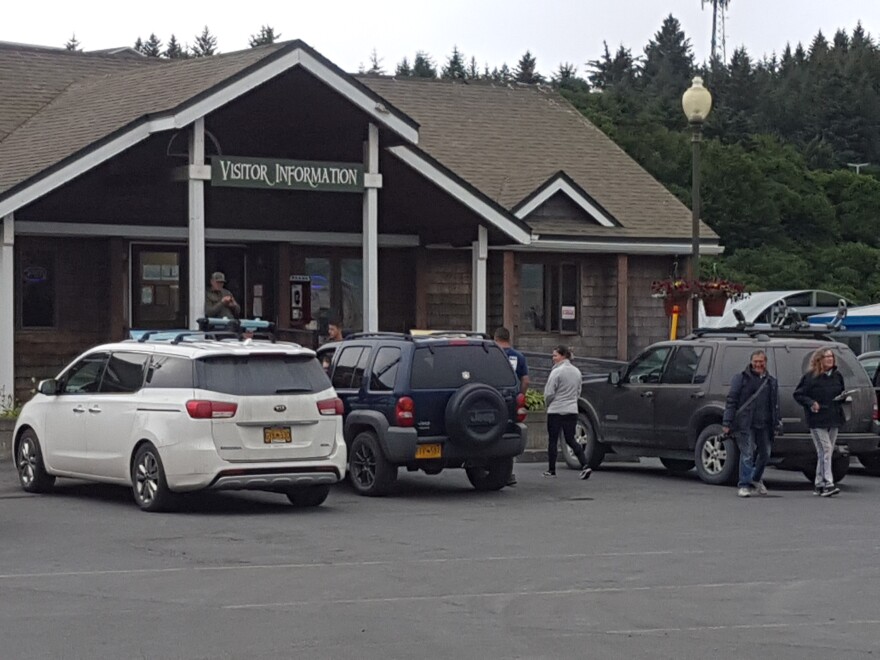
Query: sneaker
[[542, 470, 556, 478], [579, 467, 593, 480], [821, 485, 840, 497], [737, 487, 752, 498], [813, 487, 823, 496], [507, 473, 518, 487], [752, 481, 768, 496]]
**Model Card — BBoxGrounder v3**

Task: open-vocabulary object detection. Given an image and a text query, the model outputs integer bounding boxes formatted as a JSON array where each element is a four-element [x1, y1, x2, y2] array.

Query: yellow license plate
[[263, 427, 292, 444], [415, 443, 442, 459]]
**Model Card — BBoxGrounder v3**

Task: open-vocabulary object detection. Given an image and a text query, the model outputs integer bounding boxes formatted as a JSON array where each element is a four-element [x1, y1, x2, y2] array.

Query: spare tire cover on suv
[[444, 383, 508, 446]]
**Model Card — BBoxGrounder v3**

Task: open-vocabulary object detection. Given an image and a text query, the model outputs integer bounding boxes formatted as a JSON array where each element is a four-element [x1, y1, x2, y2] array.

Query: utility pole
[[847, 162, 870, 174]]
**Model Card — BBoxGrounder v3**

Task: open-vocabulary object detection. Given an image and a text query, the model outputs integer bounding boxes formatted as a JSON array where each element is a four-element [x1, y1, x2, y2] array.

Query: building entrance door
[[131, 246, 187, 329]]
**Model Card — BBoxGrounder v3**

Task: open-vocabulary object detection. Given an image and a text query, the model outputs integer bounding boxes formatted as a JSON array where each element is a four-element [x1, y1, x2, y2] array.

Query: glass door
[[131, 246, 187, 329]]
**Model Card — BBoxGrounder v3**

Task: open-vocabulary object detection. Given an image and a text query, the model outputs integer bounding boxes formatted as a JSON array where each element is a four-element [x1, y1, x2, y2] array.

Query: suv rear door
[[197, 353, 339, 462]]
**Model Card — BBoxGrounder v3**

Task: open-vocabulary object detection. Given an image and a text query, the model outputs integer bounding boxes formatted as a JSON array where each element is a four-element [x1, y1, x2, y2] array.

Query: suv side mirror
[[609, 370, 621, 386], [38, 379, 59, 395]]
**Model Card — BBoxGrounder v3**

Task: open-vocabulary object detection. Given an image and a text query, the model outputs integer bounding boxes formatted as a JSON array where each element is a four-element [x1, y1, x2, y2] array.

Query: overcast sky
[[3, 1, 878, 76]]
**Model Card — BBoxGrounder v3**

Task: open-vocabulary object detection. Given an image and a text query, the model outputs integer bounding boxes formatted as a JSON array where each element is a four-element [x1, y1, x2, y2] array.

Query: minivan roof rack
[[135, 318, 278, 344]]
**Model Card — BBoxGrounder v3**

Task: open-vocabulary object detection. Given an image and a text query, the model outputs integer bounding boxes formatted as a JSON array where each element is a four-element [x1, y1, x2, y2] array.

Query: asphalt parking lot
[[1, 459, 879, 660]]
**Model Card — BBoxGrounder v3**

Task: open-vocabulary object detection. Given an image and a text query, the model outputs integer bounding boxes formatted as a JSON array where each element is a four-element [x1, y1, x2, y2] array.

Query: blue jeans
[[735, 427, 772, 488]]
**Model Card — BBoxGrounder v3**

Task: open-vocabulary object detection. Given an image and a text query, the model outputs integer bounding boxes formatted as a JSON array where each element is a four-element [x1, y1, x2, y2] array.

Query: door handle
[[88, 406, 102, 414], [690, 391, 705, 399], [72, 405, 86, 414], [641, 391, 654, 398]]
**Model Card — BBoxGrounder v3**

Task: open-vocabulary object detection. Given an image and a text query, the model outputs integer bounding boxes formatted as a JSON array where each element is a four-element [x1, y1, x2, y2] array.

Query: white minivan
[[13, 335, 346, 511]]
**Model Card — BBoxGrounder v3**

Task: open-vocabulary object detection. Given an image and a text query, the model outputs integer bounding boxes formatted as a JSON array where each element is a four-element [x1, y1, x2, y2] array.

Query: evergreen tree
[[466, 56, 479, 80], [143, 33, 162, 57], [552, 62, 588, 92], [412, 51, 437, 78], [133, 37, 145, 55], [65, 34, 81, 51], [513, 50, 545, 84], [395, 57, 412, 76], [366, 48, 384, 75], [588, 42, 637, 90], [249, 25, 280, 48], [165, 35, 187, 59], [192, 26, 218, 57], [441, 46, 467, 80], [641, 14, 694, 128]]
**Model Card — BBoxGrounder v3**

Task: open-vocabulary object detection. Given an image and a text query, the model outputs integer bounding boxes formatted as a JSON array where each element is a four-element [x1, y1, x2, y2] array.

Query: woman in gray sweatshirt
[[543, 345, 592, 479]]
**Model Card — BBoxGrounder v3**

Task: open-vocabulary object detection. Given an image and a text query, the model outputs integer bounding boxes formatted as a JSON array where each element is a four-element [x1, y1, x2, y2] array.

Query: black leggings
[[547, 412, 587, 472]]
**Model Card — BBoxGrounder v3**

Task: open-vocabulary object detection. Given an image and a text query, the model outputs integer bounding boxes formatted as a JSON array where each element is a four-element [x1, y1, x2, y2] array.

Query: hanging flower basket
[[651, 279, 693, 318], [695, 279, 746, 316]]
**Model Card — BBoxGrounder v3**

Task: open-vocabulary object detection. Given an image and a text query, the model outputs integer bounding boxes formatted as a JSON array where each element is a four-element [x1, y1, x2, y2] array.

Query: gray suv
[[574, 329, 880, 485]]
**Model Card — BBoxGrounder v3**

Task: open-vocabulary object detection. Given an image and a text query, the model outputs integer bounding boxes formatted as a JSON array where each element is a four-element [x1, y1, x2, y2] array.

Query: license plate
[[263, 427, 292, 444], [415, 443, 442, 459]]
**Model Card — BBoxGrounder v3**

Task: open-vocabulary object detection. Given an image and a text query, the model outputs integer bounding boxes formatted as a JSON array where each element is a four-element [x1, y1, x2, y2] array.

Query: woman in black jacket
[[793, 348, 845, 497]]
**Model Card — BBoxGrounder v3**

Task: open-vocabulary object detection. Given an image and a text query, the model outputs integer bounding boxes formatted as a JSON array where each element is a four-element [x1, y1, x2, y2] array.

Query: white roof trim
[[515, 178, 616, 227], [387, 145, 531, 245], [14, 221, 420, 247], [498, 238, 724, 255], [0, 45, 419, 219]]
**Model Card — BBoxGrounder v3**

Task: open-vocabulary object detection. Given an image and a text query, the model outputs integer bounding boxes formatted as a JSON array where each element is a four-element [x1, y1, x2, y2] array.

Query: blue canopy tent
[[809, 304, 880, 355]]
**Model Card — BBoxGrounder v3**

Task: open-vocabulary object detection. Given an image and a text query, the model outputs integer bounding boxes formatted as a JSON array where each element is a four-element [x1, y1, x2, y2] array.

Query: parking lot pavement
[[2, 459, 880, 659]]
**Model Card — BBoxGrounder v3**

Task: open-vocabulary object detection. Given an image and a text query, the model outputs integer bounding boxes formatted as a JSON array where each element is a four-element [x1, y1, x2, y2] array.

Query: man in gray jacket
[[544, 345, 591, 479]]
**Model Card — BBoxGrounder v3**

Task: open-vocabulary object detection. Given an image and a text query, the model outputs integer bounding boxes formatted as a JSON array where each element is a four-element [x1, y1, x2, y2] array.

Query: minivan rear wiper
[[275, 387, 312, 393]]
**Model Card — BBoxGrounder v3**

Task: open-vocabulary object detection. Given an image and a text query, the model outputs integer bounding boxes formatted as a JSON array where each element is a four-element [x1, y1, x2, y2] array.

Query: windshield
[[410, 345, 517, 390]]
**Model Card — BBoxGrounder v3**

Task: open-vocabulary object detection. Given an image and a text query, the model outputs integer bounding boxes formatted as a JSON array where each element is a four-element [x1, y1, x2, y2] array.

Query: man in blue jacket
[[722, 350, 781, 498]]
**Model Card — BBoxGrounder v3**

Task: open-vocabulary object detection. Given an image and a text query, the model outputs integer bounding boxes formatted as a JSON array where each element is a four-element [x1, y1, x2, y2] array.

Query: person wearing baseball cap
[[205, 271, 241, 319]]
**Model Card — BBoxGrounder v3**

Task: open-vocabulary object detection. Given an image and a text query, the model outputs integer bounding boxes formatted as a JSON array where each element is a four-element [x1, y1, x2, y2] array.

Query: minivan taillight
[[317, 397, 344, 416], [185, 400, 238, 419], [516, 393, 527, 423], [396, 396, 415, 427], [873, 401, 878, 421]]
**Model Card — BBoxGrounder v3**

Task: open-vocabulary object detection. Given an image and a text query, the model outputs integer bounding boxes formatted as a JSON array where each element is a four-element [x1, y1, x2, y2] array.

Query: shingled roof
[[361, 77, 717, 242]]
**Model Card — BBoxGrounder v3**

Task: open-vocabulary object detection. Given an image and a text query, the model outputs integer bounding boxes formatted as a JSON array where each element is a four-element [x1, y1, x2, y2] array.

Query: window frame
[[518, 259, 580, 335]]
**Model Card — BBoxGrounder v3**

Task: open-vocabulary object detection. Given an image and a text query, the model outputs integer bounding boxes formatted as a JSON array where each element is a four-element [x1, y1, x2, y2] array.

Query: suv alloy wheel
[[694, 424, 738, 486], [349, 431, 397, 496]]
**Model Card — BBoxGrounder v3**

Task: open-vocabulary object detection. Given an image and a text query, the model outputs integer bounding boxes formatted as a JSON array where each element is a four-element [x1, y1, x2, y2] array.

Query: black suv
[[574, 327, 880, 485], [317, 333, 528, 496]]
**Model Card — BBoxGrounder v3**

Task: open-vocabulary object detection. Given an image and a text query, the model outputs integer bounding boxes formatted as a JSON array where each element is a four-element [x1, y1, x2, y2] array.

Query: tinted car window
[[370, 347, 401, 391], [661, 346, 711, 384], [625, 347, 671, 384], [332, 347, 364, 389], [60, 353, 108, 394], [410, 345, 517, 389], [145, 355, 195, 388], [196, 354, 330, 395], [351, 348, 372, 389], [719, 347, 768, 385], [100, 352, 149, 393]]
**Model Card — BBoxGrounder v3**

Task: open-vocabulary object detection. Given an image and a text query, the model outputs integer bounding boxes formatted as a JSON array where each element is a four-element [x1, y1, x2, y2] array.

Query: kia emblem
[[274, 404, 287, 412], [462, 371, 471, 380]]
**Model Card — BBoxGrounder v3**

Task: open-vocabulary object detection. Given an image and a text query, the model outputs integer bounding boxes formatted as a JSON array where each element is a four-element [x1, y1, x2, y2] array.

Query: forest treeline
[[63, 15, 880, 302]]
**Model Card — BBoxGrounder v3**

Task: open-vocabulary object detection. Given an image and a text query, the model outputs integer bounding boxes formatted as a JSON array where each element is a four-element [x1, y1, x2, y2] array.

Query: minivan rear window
[[410, 345, 517, 390], [196, 354, 331, 395]]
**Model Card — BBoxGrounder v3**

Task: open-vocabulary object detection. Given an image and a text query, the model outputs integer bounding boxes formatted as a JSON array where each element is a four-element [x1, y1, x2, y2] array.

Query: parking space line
[[223, 580, 785, 609], [606, 619, 880, 635]]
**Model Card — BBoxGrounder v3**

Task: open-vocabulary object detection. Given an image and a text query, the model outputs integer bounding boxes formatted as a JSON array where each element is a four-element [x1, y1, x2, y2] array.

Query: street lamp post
[[682, 76, 712, 331]]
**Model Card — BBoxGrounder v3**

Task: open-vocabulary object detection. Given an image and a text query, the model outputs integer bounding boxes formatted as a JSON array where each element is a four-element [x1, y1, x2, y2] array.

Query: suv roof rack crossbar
[[689, 324, 837, 341], [345, 332, 413, 341]]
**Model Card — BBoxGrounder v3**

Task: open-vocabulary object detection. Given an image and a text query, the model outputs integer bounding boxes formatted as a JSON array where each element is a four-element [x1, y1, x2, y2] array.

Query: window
[[144, 356, 194, 389], [351, 347, 372, 389], [332, 346, 364, 389], [662, 346, 712, 384], [410, 345, 517, 389], [624, 347, 671, 384], [341, 258, 363, 333], [196, 355, 330, 396], [720, 347, 770, 385], [520, 262, 578, 333], [99, 353, 149, 393], [20, 249, 55, 328], [370, 347, 401, 391], [60, 353, 109, 394]]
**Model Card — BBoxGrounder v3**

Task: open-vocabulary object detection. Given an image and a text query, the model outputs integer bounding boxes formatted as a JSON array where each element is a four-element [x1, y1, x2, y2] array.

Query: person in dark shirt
[[494, 327, 529, 486], [722, 350, 781, 498], [794, 347, 846, 497], [204, 272, 240, 320]]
